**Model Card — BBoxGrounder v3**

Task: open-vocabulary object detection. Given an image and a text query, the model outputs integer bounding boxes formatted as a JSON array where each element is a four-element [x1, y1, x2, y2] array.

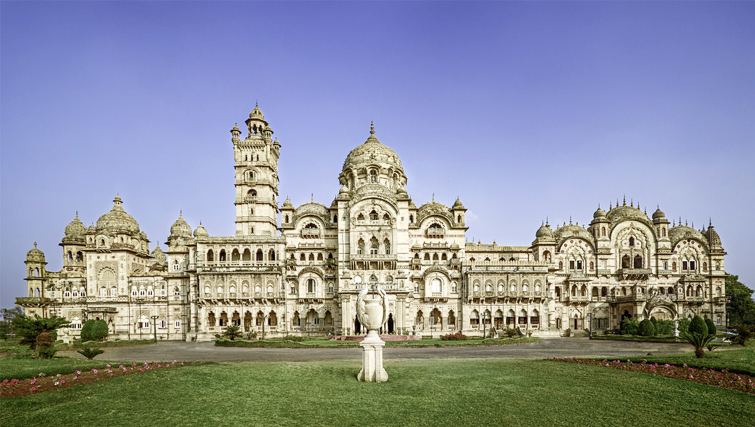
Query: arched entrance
[[387, 313, 394, 334], [354, 317, 362, 335]]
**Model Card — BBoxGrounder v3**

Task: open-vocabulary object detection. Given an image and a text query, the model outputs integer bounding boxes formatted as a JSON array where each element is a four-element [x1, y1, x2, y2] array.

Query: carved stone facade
[[18, 106, 728, 341]]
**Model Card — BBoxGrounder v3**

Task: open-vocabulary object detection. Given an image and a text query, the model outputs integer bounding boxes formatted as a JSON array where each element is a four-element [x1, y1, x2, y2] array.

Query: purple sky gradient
[[2, 1, 754, 309]]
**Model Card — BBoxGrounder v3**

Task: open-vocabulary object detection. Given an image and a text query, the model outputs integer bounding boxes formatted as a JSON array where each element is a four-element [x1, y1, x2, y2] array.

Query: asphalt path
[[65, 338, 692, 363]]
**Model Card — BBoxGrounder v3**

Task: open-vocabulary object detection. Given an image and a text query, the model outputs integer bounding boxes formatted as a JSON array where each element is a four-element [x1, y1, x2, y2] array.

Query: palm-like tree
[[14, 314, 70, 349], [223, 325, 243, 340]]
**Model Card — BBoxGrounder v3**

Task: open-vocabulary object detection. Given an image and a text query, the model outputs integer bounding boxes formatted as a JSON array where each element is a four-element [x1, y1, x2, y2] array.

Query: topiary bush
[[705, 318, 717, 335], [678, 318, 691, 334], [654, 320, 673, 336], [689, 316, 708, 335], [92, 320, 109, 341], [80, 320, 96, 341], [639, 319, 656, 336], [620, 318, 639, 335]]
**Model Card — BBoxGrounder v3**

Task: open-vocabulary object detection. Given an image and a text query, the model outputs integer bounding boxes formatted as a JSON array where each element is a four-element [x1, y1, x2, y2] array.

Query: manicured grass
[[619, 342, 755, 376], [0, 357, 136, 382], [591, 334, 681, 343], [2, 358, 754, 426]]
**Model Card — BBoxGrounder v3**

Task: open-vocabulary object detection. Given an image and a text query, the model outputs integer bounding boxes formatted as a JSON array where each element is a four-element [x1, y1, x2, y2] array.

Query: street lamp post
[[151, 315, 159, 343]]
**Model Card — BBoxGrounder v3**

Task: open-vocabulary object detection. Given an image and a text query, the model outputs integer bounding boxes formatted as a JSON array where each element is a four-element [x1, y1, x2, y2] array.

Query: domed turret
[[194, 223, 209, 238], [169, 212, 192, 238], [453, 197, 465, 210], [593, 206, 607, 220], [151, 244, 166, 263], [652, 206, 666, 222], [62, 212, 87, 244], [704, 221, 722, 248], [26, 242, 46, 263], [96, 196, 141, 236], [282, 197, 294, 209], [535, 223, 554, 240]]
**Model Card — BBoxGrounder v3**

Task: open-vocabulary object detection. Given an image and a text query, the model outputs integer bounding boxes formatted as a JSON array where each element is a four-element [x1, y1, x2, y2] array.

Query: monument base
[[357, 330, 388, 382]]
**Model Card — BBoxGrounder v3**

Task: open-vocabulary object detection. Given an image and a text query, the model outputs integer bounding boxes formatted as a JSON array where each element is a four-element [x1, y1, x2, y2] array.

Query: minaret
[[232, 103, 280, 236]]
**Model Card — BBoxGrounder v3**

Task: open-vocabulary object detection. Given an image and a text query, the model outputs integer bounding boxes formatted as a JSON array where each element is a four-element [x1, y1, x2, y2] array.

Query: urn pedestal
[[356, 289, 389, 383], [357, 330, 388, 382]]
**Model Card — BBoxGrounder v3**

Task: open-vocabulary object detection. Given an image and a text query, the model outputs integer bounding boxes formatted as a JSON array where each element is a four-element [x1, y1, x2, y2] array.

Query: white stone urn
[[356, 284, 389, 382]]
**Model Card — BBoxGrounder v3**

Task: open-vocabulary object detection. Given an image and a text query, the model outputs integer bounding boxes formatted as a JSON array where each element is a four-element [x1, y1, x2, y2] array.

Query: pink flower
[[30, 379, 36, 385], [60, 380, 65, 384], [76, 370, 81, 375], [73, 376, 78, 380], [30, 387, 37, 392]]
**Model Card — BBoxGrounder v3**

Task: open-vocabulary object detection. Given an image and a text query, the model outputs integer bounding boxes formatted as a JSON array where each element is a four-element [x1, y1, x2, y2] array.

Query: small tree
[[223, 325, 243, 340], [705, 318, 717, 336], [639, 319, 656, 337], [93, 320, 109, 341], [681, 315, 716, 358], [80, 319, 96, 341], [14, 314, 70, 351]]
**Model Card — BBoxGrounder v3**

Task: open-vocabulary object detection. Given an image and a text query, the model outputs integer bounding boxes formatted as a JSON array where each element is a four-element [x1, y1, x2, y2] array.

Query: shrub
[[77, 345, 104, 360], [441, 331, 467, 341], [639, 319, 656, 337], [504, 328, 519, 338], [222, 325, 243, 340], [654, 320, 673, 336], [620, 318, 639, 335], [689, 316, 708, 335], [93, 320, 109, 341], [282, 335, 304, 342], [705, 318, 717, 335], [246, 331, 257, 341], [80, 320, 96, 341], [677, 318, 691, 334]]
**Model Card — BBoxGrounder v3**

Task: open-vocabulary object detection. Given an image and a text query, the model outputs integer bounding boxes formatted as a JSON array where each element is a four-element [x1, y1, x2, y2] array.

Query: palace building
[[18, 105, 728, 341]]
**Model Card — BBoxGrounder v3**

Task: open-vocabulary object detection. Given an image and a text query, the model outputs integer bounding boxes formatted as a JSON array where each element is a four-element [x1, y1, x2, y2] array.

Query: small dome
[[139, 231, 148, 240], [150, 245, 166, 263], [593, 206, 606, 219], [87, 223, 96, 233], [535, 224, 554, 239], [170, 212, 192, 238], [96, 196, 140, 236], [63, 213, 87, 244], [26, 242, 46, 263], [704, 224, 722, 247], [652, 207, 666, 221], [194, 223, 209, 238], [452, 198, 465, 209], [249, 103, 264, 120], [282, 197, 294, 209]]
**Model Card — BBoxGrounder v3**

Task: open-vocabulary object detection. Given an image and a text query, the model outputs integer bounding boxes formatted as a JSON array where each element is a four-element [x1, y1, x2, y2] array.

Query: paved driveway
[[67, 338, 691, 363]]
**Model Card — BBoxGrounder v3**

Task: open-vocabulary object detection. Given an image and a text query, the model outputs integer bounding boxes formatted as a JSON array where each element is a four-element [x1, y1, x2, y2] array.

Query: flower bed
[[1, 361, 201, 398], [552, 357, 755, 394]]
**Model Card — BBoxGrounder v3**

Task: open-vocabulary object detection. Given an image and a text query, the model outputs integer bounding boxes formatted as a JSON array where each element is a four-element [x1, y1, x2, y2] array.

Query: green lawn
[[2, 358, 753, 426], [619, 343, 755, 376]]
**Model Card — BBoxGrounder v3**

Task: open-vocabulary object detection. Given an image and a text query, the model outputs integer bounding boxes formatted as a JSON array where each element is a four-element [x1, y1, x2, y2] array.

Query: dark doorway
[[354, 318, 361, 335], [387, 313, 394, 334]]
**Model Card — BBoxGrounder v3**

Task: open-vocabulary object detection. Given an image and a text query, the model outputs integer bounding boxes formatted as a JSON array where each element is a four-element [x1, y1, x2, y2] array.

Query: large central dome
[[341, 123, 404, 174], [339, 123, 407, 195], [96, 196, 140, 236]]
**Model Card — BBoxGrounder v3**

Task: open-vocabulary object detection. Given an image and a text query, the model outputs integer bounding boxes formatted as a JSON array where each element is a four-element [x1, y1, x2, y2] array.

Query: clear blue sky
[[2, 1, 754, 309]]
